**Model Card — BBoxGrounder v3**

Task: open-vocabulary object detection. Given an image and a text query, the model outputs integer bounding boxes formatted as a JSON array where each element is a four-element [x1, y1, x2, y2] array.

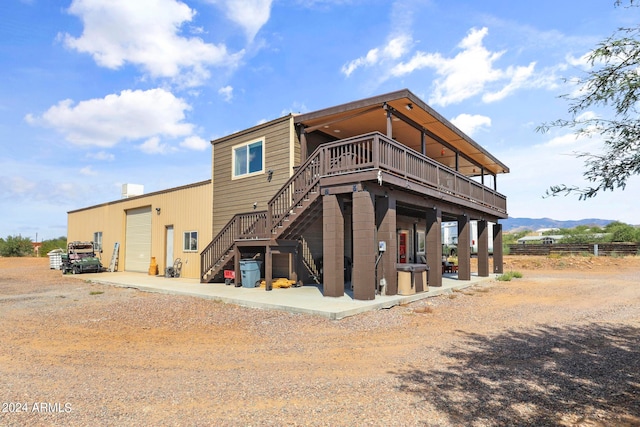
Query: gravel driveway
[[1, 256, 639, 426]]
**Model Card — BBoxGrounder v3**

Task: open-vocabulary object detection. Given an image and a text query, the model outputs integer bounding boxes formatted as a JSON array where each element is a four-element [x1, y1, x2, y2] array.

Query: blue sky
[[2, 0, 638, 241]]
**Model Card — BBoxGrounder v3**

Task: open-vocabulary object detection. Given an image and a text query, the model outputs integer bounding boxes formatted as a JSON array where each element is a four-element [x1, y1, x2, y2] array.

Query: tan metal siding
[[67, 181, 212, 279], [213, 116, 295, 234]]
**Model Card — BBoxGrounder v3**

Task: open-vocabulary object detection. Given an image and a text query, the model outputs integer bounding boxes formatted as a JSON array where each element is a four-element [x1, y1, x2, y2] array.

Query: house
[[68, 89, 509, 300]]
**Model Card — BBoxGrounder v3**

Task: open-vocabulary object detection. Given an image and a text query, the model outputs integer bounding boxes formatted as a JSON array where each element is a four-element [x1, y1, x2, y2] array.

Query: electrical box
[[378, 241, 387, 252]]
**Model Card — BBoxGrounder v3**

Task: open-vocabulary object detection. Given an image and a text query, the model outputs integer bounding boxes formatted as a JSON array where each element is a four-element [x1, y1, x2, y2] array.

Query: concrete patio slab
[[75, 271, 498, 319]]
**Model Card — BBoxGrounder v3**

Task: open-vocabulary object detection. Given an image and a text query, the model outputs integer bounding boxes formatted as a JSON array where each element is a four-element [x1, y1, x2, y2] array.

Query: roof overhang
[[294, 89, 509, 177]]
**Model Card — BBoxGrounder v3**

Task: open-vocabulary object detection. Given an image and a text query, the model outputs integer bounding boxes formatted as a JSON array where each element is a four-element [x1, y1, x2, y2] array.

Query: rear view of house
[[68, 89, 509, 301], [201, 89, 509, 299]]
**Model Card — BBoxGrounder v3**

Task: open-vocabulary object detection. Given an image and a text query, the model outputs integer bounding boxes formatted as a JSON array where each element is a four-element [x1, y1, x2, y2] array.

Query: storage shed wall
[[67, 181, 212, 279]]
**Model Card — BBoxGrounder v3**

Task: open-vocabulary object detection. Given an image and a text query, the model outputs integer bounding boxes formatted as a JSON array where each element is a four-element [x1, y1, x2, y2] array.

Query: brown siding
[[212, 116, 295, 234], [68, 181, 212, 279]]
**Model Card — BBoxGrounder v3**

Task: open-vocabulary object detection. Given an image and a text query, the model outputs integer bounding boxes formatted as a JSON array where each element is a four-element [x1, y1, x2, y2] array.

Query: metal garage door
[[125, 207, 152, 272]]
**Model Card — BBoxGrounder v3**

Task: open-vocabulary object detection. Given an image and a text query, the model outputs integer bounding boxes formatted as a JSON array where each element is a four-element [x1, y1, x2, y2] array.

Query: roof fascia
[[67, 179, 212, 214], [211, 114, 293, 146]]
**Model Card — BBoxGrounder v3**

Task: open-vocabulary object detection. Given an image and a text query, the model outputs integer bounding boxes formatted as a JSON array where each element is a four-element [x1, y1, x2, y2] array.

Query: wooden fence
[[508, 243, 639, 256]]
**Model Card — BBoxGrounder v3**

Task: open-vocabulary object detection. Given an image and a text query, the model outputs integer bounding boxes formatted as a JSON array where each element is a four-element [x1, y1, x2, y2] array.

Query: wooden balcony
[[274, 131, 507, 222]]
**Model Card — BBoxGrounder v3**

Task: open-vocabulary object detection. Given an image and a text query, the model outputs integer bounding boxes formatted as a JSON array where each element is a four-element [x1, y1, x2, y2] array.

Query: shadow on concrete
[[392, 324, 640, 426]]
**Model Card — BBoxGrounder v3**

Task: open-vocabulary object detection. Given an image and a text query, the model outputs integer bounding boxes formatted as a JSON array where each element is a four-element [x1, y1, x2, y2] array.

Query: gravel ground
[[1, 256, 639, 426]]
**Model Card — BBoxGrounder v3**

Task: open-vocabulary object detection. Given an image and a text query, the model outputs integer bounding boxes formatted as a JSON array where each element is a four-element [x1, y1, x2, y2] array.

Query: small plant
[[89, 291, 104, 295], [496, 271, 523, 281]]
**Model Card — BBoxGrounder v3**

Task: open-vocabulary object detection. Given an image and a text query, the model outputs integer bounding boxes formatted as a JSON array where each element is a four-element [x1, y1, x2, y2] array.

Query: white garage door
[[125, 206, 152, 272]]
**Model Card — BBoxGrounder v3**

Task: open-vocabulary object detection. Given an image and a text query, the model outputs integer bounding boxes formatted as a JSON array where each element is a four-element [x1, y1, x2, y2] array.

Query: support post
[[234, 246, 240, 286], [289, 246, 299, 284], [386, 109, 393, 138], [265, 244, 273, 291], [426, 208, 442, 287], [300, 128, 308, 162], [478, 220, 489, 277], [376, 194, 397, 295], [457, 214, 471, 280], [322, 194, 344, 297], [493, 223, 504, 274], [352, 190, 376, 300]]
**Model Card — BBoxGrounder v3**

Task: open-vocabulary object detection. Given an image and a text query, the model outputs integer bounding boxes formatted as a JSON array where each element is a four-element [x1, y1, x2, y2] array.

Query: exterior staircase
[[200, 146, 323, 283]]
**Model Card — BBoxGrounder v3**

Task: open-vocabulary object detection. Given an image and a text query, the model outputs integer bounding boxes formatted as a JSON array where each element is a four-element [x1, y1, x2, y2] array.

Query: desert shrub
[[603, 221, 640, 242], [496, 271, 523, 281]]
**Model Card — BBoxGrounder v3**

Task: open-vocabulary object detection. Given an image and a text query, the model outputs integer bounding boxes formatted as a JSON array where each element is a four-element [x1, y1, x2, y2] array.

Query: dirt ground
[[1, 255, 639, 426]]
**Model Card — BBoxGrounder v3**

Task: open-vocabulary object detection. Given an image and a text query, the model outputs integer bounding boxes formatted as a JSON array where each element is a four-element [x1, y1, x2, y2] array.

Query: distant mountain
[[502, 217, 615, 233]]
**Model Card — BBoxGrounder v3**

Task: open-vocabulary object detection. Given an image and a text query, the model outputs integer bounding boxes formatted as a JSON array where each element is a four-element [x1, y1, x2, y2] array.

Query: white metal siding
[[125, 207, 152, 272]]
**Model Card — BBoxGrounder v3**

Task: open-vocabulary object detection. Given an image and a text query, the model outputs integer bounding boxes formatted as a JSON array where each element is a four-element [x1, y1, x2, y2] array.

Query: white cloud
[[211, 0, 273, 41], [450, 113, 491, 137], [391, 27, 540, 106], [62, 0, 244, 87], [535, 112, 601, 149], [218, 85, 234, 102], [180, 135, 209, 151], [482, 62, 536, 103], [342, 34, 412, 77], [79, 166, 98, 176], [27, 88, 195, 148], [342, 26, 552, 107], [0, 176, 37, 196], [139, 136, 175, 154], [87, 151, 115, 161], [566, 52, 591, 68]]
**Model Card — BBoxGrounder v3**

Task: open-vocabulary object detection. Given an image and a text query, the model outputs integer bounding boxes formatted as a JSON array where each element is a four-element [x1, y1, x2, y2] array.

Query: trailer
[[442, 221, 494, 256]]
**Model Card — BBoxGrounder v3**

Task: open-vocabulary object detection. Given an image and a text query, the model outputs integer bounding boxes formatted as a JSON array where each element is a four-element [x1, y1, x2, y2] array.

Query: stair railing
[[200, 211, 267, 282]]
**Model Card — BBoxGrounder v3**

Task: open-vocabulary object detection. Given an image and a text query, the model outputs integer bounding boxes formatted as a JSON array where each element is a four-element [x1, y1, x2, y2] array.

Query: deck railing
[[200, 211, 267, 281], [268, 131, 506, 238]]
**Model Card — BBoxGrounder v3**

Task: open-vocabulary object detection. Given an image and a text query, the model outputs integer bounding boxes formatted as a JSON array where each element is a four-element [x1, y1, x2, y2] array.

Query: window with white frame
[[183, 231, 198, 252], [93, 231, 103, 252], [232, 138, 264, 178]]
